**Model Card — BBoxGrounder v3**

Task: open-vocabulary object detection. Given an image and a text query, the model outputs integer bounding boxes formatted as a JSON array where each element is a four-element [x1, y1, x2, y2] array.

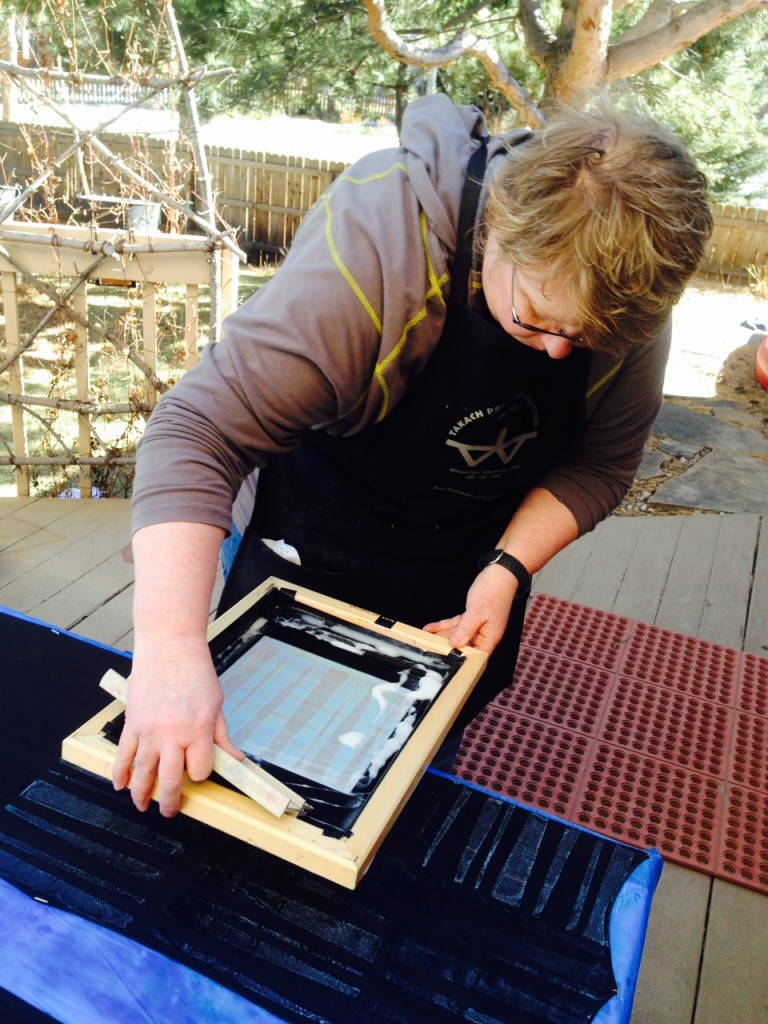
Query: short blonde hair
[[484, 96, 713, 354]]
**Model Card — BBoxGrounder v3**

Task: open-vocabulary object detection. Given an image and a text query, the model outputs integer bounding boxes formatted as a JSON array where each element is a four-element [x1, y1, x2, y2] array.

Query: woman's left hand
[[423, 564, 519, 654]]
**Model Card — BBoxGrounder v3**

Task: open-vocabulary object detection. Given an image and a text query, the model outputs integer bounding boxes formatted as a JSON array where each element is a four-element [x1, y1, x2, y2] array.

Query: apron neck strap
[[449, 141, 488, 307]]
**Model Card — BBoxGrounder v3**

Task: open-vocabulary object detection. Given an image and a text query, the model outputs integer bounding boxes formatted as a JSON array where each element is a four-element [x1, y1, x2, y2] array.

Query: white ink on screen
[[218, 632, 445, 794]]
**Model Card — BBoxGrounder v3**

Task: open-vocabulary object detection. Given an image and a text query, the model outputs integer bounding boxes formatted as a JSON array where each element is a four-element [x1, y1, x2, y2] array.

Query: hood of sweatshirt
[[399, 94, 488, 256]]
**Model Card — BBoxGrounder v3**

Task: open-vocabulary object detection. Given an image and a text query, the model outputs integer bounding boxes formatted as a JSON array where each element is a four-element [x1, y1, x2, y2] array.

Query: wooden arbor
[[0, 3, 245, 498], [0, 221, 240, 497]]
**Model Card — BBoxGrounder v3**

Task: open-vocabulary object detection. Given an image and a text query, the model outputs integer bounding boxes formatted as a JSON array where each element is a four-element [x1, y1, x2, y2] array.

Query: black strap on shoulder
[[449, 140, 488, 306]]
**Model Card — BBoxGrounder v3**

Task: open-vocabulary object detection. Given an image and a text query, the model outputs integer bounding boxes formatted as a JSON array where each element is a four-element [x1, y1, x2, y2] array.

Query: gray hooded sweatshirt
[[131, 94, 669, 541]]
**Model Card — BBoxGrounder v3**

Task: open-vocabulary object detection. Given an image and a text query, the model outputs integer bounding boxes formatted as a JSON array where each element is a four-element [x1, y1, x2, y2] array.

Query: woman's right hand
[[116, 521, 239, 817], [112, 635, 243, 817]]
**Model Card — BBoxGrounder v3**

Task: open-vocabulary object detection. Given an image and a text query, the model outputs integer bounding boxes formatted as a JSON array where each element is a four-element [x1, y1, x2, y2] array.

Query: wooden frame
[[62, 577, 487, 889]]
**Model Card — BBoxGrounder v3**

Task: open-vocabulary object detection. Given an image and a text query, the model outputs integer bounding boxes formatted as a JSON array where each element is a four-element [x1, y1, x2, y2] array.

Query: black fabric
[[0, 610, 131, 804], [0, 612, 130, 1024], [217, 534, 528, 733], [0, 987, 59, 1024], [0, 611, 651, 1024]]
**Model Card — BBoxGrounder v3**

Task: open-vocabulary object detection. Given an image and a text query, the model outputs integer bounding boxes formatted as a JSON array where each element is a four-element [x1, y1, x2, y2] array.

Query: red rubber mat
[[455, 593, 768, 894]]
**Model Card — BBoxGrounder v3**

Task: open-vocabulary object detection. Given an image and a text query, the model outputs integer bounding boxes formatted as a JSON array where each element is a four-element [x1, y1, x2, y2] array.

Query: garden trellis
[[0, 1, 245, 498]]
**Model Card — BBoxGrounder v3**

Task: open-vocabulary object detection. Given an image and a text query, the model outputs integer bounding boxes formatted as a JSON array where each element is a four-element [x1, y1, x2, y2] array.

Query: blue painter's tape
[[0, 603, 133, 658], [592, 849, 664, 1024]]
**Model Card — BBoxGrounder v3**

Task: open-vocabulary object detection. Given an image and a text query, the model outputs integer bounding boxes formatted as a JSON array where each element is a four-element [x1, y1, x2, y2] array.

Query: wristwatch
[[477, 549, 532, 596]]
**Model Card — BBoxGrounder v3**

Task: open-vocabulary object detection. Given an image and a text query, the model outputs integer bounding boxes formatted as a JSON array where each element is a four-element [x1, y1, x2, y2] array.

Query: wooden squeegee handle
[[99, 669, 306, 818]]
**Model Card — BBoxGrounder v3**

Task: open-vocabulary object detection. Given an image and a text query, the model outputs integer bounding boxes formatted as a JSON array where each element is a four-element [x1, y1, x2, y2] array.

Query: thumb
[[213, 712, 244, 761], [447, 613, 482, 650]]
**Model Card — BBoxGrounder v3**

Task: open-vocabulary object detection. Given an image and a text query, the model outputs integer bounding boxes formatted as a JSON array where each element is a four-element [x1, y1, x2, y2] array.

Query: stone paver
[[638, 398, 768, 514]]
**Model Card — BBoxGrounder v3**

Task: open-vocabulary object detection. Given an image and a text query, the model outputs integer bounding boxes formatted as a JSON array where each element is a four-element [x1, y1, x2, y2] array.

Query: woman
[[118, 93, 712, 816]]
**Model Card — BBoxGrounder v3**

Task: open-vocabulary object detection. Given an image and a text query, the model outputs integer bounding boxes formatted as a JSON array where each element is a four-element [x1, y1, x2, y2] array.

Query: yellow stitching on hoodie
[[338, 163, 407, 185], [322, 198, 383, 335], [586, 358, 624, 399], [317, 163, 409, 335], [373, 212, 449, 422], [318, 167, 448, 423], [421, 210, 446, 311]]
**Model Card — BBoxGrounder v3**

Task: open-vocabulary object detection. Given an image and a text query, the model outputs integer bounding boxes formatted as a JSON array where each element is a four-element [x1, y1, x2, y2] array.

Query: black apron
[[219, 297, 589, 727]]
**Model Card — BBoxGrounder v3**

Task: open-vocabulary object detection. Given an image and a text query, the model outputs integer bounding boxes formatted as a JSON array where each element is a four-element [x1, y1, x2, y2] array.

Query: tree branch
[[518, 0, 557, 66], [0, 250, 109, 375], [1, 54, 245, 261], [608, 0, 768, 80], [362, 0, 545, 125], [163, 0, 225, 340], [0, 455, 136, 467], [444, 1, 500, 31], [617, 0, 697, 43], [565, 0, 613, 78], [0, 391, 149, 416]]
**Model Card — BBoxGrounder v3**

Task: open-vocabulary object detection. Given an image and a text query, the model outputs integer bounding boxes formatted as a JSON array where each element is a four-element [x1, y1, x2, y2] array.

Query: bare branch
[[617, 0, 697, 43], [518, 0, 557, 65], [16, 402, 78, 461], [87, 135, 244, 257], [0, 455, 136, 467], [362, 0, 545, 125], [444, 2, 499, 31], [0, 229, 222, 254], [162, 2, 215, 226], [0, 2, 240, 493], [608, 0, 768, 80], [1, 59, 245, 261], [0, 392, 149, 416], [0, 72, 168, 218], [0, 249, 109, 374], [164, 0, 225, 338]]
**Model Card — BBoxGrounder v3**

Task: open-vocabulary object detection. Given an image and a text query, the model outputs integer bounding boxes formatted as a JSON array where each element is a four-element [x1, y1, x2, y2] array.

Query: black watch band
[[477, 549, 532, 595]]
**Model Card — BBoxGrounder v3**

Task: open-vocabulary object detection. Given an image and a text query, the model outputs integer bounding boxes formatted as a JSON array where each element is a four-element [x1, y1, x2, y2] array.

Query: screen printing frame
[[62, 577, 488, 889]]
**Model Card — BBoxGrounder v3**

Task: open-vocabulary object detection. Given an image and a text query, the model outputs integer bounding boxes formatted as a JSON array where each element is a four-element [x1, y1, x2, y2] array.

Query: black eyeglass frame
[[510, 265, 583, 345]]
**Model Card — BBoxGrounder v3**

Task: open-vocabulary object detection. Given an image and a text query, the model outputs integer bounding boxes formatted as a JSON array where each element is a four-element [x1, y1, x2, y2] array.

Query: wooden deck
[[1, 495, 766, 1024]]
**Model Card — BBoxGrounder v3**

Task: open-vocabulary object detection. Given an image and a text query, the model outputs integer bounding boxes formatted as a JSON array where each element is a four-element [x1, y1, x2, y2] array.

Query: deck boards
[[535, 510, 767, 1024], [534, 511, 763, 652], [0, 497, 766, 1024], [745, 516, 768, 657]]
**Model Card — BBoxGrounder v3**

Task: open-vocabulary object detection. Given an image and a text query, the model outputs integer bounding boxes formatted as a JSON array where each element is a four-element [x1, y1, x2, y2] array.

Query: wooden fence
[[1, 120, 766, 277], [701, 204, 768, 284], [0, 121, 345, 258], [211, 146, 342, 257]]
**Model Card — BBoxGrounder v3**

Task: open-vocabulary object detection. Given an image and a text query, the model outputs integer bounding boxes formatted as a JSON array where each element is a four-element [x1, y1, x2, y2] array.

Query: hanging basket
[[125, 200, 162, 234]]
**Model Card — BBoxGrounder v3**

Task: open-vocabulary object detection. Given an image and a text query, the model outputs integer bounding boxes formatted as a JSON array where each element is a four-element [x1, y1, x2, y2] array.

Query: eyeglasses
[[510, 266, 583, 345]]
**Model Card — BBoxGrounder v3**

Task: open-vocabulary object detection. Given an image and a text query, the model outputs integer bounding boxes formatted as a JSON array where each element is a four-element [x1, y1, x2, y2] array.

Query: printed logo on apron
[[443, 393, 538, 495], [249, 304, 589, 581]]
